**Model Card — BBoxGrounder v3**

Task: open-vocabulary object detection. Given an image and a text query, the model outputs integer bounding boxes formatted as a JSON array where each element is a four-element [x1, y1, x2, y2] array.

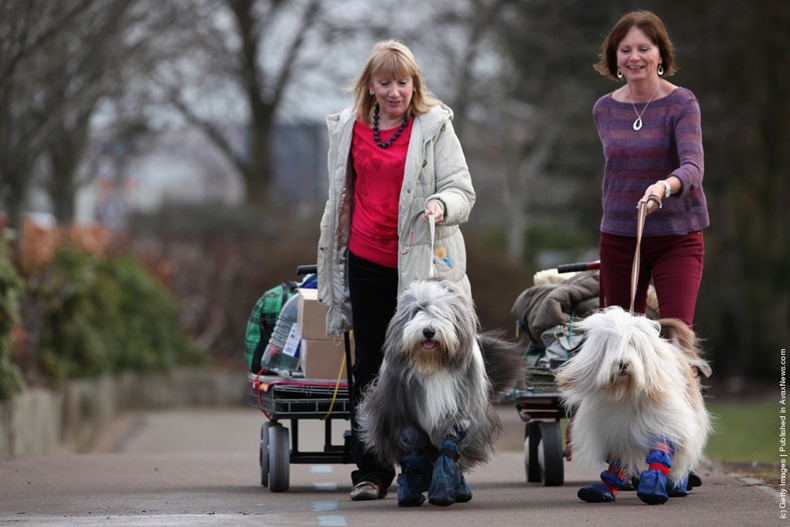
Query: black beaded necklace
[[372, 104, 408, 148]]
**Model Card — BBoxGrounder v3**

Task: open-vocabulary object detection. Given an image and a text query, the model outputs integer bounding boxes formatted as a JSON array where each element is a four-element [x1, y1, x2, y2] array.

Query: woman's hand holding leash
[[638, 185, 664, 215], [423, 200, 444, 224], [638, 178, 676, 215]]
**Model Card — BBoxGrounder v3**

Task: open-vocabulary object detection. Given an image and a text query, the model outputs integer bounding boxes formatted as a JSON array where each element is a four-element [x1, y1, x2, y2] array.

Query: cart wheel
[[259, 422, 272, 487], [268, 424, 290, 492], [538, 421, 564, 486], [525, 421, 542, 483]]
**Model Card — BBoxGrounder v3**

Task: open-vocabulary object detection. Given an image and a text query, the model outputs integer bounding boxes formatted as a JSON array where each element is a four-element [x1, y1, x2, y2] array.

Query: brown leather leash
[[629, 201, 648, 315]]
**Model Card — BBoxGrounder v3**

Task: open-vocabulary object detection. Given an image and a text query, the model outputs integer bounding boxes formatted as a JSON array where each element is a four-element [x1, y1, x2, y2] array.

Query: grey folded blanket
[[510, 271, 599, 343]]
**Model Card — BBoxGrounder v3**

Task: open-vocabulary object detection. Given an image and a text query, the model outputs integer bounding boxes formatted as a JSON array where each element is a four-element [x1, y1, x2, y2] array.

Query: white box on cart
[[297, 288, 330, 340]]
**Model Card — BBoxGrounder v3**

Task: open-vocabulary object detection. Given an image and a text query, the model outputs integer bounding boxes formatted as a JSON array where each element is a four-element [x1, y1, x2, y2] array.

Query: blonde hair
[[350, 40, 437, 123]]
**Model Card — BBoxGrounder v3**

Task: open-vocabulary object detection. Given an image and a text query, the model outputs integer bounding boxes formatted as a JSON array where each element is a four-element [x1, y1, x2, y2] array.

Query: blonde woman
[[317, 40, 475, 502]]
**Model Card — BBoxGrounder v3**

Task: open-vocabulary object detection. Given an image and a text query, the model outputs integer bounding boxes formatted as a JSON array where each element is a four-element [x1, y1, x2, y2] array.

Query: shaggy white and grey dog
[[555, 306, 711, 505], [357, 278, 522, 507]]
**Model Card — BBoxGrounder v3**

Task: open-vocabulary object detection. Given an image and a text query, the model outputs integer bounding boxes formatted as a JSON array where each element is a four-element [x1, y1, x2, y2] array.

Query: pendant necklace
[[628, 82, 660, 131], [373, 104, 408, 148]]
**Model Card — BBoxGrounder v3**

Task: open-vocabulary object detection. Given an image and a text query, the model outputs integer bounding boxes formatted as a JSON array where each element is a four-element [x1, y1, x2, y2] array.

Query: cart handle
[[296, 264, 318, 276], [556, 261, 600, 273]]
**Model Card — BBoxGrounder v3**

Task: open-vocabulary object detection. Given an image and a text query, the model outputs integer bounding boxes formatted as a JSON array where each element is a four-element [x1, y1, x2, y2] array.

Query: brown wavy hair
[[594, 10, 677, 81]]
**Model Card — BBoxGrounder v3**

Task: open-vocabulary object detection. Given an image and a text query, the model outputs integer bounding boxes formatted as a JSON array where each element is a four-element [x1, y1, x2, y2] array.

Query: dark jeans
[[347, 251, 398, 490], [599, 231, 704, 326]]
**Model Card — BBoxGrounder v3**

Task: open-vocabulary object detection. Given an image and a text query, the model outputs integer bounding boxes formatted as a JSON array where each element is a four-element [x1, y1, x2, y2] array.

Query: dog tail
[[478, 330, 525, 394], [659, 318, 713, 379]]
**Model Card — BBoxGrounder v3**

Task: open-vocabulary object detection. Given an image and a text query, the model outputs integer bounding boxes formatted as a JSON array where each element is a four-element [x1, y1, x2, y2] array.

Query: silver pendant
[[633, 117, 643, 131]]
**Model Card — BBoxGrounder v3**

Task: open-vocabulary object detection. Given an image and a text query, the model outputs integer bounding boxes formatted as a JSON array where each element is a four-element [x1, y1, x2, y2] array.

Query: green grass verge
[[705, 399, 778, 464]]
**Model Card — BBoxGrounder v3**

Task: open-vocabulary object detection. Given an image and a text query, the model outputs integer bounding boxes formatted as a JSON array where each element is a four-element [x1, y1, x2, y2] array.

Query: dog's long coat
[[556, 306, 711, 481], [357, 278, 522, 473]]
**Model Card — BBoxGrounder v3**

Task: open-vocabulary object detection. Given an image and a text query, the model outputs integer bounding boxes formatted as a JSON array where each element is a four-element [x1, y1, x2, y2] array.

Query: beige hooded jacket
[[317, 102, 475, 335]]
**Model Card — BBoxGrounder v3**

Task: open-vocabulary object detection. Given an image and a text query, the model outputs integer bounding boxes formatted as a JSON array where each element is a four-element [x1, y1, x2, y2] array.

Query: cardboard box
[[299, 338, 353, 380], [297, 288, 330, 340]]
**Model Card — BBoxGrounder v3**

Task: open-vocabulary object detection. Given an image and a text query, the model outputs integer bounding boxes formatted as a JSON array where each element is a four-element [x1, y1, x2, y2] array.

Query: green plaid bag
[[245, 281, 299, 372]]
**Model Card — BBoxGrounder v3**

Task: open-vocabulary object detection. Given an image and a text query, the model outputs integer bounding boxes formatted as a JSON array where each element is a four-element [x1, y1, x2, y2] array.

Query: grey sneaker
[[350, 481, 382, 501]]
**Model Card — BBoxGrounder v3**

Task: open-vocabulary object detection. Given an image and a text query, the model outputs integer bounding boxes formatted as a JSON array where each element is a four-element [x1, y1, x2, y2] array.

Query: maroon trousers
[[598, 231, 704, 327]]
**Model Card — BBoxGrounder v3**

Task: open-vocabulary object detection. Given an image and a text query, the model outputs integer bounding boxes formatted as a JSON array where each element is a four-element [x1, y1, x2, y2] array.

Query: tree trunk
[[245, 110, 274, 210]]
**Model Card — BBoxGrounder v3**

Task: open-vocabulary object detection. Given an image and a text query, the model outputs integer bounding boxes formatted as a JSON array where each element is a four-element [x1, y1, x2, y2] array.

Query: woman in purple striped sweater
[[592, 10, 710, 328]]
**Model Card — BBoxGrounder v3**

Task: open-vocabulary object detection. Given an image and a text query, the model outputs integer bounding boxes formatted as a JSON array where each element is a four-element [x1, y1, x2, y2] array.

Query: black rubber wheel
[[538, 421, 564, 486], [268, 424, 290, 492], [259, 422, 272, 487], [525, 421, 543, 483]]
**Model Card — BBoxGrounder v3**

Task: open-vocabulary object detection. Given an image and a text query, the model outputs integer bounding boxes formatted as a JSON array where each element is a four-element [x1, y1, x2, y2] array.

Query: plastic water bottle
[[261, 294, 301, 373]]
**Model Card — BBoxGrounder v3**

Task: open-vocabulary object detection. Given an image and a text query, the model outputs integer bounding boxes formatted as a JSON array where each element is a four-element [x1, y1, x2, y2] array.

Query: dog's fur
[[357, 278, 523, 473], [555, 306, 711, 483], [659, 316, 713, 380]]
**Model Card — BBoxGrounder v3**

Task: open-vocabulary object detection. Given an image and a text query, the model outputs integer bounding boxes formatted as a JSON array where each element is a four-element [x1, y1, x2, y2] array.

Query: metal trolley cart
[[247, 265, 355, 492], [515, 366, 567, 487], [513, 261, 599, 487], [248, 371, 353, 492]]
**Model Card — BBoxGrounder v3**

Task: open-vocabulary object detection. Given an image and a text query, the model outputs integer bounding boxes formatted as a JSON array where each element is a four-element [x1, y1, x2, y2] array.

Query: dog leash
[[629, 201, 648, 315], [428, 212, 436, 278]]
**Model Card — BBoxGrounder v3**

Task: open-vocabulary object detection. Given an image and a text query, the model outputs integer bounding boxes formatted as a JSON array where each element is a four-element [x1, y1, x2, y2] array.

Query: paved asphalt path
[[0, 404, 779, 526]]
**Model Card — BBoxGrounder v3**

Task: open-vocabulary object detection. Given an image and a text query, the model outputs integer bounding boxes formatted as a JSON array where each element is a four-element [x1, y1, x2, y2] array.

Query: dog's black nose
[[423, 327, 435, 340]]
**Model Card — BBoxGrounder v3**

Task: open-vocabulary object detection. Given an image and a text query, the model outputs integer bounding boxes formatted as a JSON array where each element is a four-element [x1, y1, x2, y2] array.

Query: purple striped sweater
[[593, 87, 709, 237]]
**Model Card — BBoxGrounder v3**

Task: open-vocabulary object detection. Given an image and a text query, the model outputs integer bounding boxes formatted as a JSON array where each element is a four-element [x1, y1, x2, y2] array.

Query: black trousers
[[347, 251, 398, 491]]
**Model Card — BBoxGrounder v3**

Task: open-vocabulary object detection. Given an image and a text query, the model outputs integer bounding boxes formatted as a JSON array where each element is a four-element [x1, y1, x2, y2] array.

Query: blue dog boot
[[687, 470, 702, 489], [667, 474, 691, 498], [397, 473, 426, 506], [637, 468, 669, 504], [578, 460, 624, 503], [578, 463, 624, 503], [454, 473, 472, 503], [397, 455, 432, 507], [637, 440, 673, 505], [578, 482, 616, 503], [446, 428, 472, 502], [428, 455, 457, 506], [428, 439, 460, 506]]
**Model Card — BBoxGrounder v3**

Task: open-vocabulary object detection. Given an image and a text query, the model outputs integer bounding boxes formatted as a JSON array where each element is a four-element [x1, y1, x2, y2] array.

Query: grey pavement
[[0, 404, 780, 526]]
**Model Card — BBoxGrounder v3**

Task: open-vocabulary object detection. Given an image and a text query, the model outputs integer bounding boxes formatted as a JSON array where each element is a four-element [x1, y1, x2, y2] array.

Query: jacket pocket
[[431, 244, 463, 281]]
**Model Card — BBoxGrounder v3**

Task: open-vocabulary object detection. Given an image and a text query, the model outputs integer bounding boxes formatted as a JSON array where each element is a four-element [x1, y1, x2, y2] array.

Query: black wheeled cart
[[512, 261, 600, 487], [515, 366, 567, 487], [247, 265, 355, 492], [248, 371, 353, 492]]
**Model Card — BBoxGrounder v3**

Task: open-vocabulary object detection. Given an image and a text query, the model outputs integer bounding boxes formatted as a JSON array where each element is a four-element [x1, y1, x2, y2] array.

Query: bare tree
[[0, 0, 185, 229], [155, 0, 330, 210], [426, 0, 609, 263], [0, 0, 95, 230], [36, 0, 143, 224], [154, 0, 516, 210]]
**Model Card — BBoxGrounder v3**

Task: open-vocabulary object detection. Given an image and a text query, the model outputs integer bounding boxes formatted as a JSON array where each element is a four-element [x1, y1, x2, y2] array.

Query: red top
[[348, 116, 413, 268]]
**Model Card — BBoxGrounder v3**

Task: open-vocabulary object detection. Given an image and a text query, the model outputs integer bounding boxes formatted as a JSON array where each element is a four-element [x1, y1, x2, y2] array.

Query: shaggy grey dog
[[357, 278, 522, 505]]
